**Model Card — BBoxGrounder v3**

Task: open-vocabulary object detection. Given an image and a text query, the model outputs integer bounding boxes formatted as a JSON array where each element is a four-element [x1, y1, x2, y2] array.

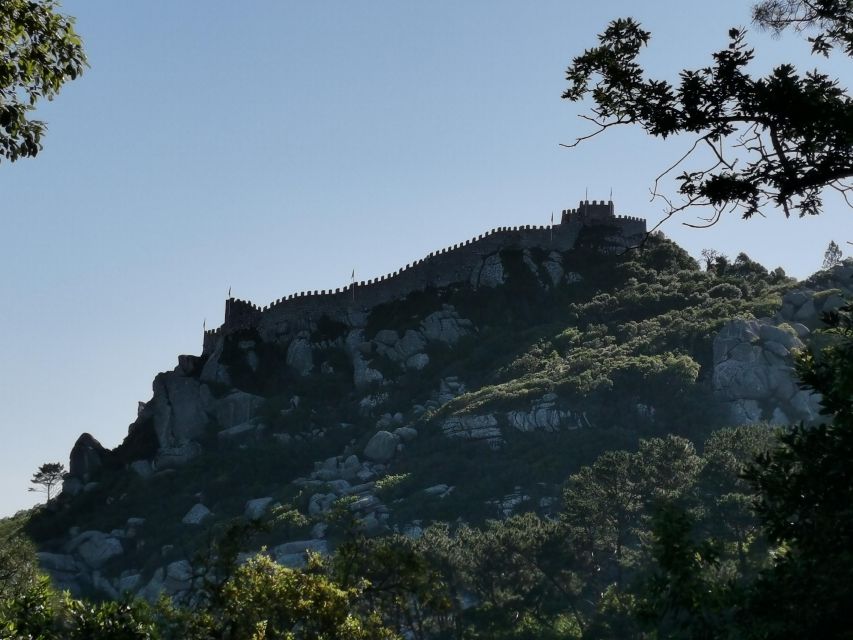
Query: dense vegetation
[[22, 233, 798, 561], [9, 220, 850, 638], [3, 299, 851, 637]]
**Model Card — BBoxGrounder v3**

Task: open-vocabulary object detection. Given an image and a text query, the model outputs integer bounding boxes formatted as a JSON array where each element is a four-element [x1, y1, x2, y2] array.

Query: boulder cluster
[[712, 260, 852, 425]]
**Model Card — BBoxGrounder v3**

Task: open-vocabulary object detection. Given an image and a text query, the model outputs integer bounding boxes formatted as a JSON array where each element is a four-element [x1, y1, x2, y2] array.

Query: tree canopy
[[0, 0, 86, 163], [562, 0, 853, 224]]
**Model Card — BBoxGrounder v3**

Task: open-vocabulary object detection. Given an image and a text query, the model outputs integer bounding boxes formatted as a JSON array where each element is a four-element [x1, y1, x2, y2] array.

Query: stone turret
[[560, 199, 615, 225]]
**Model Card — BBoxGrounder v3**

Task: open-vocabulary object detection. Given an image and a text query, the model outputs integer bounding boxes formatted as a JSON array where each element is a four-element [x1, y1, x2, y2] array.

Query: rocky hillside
[[26, 229, 851, 602]]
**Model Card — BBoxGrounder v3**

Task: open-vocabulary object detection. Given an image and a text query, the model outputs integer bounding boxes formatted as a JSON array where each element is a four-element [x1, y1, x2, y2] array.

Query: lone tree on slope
[[29, 462, 66, 502], [823, 239, 844, 269], [562, 0, 853, 226]]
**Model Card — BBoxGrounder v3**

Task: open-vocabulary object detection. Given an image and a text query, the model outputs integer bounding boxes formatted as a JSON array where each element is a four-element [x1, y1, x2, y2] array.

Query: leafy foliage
[[0, 0, 86, 162], [562, 9, 853, 221]]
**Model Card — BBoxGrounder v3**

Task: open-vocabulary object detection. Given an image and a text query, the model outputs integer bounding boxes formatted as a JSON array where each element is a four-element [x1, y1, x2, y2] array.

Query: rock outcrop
[[286, 332, 314, 376], [713, 318, 818, 424], [506, 394, 586, 432], [363, 430, 400, 462], [68, 433, 108, 481], [470, 253, 505, 289], [442, 414, 502, 448], [420, 306, 473, 345]]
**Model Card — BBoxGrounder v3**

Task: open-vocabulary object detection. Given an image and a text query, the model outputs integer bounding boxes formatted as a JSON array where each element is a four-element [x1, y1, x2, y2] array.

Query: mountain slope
[[25, 226, 851, 602]]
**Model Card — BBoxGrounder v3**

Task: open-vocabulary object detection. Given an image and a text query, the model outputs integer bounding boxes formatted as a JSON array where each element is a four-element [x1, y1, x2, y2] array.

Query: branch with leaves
[[0, 0, 87, 162], [562, 10, 853, 223]]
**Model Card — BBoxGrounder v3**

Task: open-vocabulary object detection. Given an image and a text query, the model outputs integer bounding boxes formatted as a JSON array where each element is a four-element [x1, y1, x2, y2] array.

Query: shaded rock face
[[286, 332, 314, 376], [543, 251, 564, 287], [153, 442, 202, 470], [65, 531, 123, 569], [713, 318, 820, 424], [199, 339, 231, 386], [420, 306, 473, 345], [373, 329, 427, 370], [69, 433, 108, 482], [149, 372, 213, 449], [346, 329, 384, 389], [37, 551, 81, 591], [214, 391, 264, 429], [470, 253, 505, 289]]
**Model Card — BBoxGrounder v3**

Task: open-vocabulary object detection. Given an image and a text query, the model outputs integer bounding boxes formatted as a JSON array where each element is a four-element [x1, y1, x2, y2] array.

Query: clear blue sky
[[1, 1, 850, 516]]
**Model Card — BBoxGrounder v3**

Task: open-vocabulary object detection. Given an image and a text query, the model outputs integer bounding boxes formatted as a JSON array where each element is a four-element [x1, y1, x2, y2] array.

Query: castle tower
[[560, 199, 615, 225]]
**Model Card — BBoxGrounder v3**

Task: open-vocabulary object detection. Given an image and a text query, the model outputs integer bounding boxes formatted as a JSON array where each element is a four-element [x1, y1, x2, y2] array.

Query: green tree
[[634, 505, 730, 640], [562, 2, 853, 222], [698, 424, 777, 573], [216, 554, 398, 640], [0, 514, 40, 601], [634, 435, 704, 504], [333, 533, 455, 640], [0, 575, 62, 640], [29, 462, 66, 501], [1, 0, 86, 162], [563, 450, 642, 581], [739, 303, 853, 638], [634, 305, 853, 639]]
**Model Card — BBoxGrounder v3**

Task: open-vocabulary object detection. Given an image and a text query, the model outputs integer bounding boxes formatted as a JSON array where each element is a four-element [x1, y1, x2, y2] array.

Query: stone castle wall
[[202, 202, 646, 353]]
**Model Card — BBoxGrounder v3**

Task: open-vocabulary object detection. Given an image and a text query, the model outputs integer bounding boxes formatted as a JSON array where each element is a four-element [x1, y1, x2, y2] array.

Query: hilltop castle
[[202, 200, 646, 353]]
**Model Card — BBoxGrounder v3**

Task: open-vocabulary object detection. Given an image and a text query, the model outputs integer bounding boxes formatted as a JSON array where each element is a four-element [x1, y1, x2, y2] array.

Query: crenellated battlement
[[201, 200, 646, 354]]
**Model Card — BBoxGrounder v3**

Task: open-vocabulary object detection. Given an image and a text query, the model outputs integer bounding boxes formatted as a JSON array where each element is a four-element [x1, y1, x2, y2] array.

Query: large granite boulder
[[363, 431, 400, 462], [271, 539, 328, 568], [163, 560, 193, 594], [182, 503, 212, 525], [713, 318, 819, 424], [66, 531, 123, 569], [37, 552, 79, 575], [68, 433, 108, 483], [244, 497, 274, 521], [148, 371, 213, 449]]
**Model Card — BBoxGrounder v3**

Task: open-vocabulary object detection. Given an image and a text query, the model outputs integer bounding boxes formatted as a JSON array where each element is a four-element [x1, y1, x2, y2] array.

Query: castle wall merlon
[[202, 201, 645, 355]]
